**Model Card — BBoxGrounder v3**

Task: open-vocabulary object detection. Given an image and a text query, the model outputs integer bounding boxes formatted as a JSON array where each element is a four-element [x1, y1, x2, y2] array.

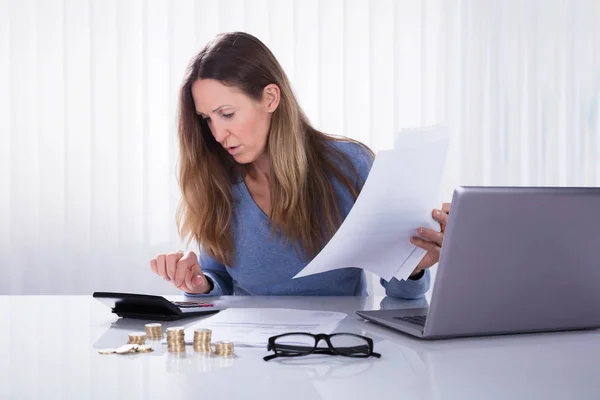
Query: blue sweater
[[187, 141, 431, 299]]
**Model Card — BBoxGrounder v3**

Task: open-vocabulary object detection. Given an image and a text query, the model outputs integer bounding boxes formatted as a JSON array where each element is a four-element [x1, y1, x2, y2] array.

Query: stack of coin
[[193, 329, 212, 352], [145, 323, 163, 339], [213, 341, 234, 356], [127, 332, 147, 345], [166, 326, 186, 352]]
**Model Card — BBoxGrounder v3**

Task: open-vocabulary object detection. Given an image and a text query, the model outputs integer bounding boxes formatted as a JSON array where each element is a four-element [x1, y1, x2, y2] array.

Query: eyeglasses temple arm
[[263, 353, 279, 361]]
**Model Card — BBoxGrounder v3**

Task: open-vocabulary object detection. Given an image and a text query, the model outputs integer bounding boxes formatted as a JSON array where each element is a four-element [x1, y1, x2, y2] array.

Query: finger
[[175, 271, 191, 292], [166, 251, 185, 281], [417, 227, 444, 246], [410, 237, 441, 255], [184, 268, 194, 291], [442, 202, 451, 213], [192, 274, 207, 291], [156, 254, 168, 280], [175, 263, 193, 289], [432, 209, 449, 232], [150, 259, 158, 274], [175, 251, 198, 287], [181, 269, 207, 294]]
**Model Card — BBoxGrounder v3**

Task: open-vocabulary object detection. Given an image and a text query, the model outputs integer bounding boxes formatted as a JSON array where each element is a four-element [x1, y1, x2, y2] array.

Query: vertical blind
[[1, 0, 599, 295], [439, 0, 600, 195]]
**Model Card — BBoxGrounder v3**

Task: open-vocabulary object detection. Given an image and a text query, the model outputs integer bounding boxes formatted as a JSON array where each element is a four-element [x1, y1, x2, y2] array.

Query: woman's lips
[[226, 145, 241, 155]]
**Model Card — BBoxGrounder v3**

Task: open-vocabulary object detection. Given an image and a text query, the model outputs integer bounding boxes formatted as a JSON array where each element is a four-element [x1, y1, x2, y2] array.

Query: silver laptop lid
[[424, 186, 600, 338]]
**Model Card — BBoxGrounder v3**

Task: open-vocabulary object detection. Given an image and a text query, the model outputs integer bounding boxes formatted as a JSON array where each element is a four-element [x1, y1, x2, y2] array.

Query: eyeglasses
[[263, 332, 382, 362]]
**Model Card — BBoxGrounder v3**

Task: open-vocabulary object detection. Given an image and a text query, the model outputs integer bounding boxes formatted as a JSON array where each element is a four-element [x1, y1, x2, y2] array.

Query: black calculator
[[93, 292, 221, 320]]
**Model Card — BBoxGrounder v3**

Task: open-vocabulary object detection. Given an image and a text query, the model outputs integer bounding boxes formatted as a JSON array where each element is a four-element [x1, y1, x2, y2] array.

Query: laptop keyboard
[[394, 315, 427, 326]]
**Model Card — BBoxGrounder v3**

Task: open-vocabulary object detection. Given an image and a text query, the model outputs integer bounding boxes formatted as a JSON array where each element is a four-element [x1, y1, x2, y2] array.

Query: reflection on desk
[[0, 295, 598, 400]]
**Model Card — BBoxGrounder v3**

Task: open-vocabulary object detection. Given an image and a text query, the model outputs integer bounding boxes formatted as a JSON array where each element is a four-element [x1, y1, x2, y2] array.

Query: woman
[[150, 32, 450, 298]]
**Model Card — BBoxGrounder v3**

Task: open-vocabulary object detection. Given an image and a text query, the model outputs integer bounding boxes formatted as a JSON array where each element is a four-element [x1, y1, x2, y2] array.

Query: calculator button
[[172, 301, 214, 308]]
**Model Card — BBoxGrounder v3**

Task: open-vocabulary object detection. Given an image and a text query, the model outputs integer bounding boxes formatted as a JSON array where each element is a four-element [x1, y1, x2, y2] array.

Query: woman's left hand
[[409, 202, 451, 278]]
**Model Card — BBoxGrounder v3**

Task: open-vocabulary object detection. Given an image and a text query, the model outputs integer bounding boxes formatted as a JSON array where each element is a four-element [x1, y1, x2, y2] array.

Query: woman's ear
[[263, 84, 280, 113]]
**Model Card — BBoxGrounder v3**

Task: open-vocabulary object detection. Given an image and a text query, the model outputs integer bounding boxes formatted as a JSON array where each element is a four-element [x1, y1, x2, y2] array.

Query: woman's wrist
[[203, 275, 215, 293], [409, 269, 425, 280]]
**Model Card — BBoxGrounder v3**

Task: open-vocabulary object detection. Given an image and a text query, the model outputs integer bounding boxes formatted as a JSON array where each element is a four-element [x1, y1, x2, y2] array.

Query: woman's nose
[[211, 124, 230, 144]]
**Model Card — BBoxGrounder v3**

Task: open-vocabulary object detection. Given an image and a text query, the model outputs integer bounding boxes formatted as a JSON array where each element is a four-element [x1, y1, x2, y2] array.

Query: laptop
[[357, 186, 600, 339], [93, 292, 221, 320]]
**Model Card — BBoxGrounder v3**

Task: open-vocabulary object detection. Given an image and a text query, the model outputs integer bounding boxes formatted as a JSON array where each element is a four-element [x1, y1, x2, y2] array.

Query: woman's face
[[191, 78, 279, 164]]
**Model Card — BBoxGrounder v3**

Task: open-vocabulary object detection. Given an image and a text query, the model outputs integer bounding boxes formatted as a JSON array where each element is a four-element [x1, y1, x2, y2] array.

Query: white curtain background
[[1, 0, 599, 295], [439, 0, 600, 193]]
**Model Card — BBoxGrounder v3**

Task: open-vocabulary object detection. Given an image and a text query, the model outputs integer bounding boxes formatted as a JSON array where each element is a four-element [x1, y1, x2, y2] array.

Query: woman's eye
[[222, 113, 234, 119], [203, 117, 211, 123]]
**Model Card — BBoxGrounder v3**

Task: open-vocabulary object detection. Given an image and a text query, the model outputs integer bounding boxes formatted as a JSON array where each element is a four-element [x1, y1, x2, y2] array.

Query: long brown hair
[[176, 32, 373, 266]]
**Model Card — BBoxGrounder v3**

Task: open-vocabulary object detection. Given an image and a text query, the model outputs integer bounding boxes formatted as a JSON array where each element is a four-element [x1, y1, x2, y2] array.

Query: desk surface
[[1, 295, 599, 400]]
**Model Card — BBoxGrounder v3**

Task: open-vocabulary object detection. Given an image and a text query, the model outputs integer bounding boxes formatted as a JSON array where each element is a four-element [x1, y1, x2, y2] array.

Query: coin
[[115, 344, 138, 354], [145, 323, 163, 339], [128, 332, 147, 345], [213, 341, 234, 356], [166, 326, 186, 352], [193, 328, 212, 353], [97, 343, 153, 355], [136, 345, 153, 353]]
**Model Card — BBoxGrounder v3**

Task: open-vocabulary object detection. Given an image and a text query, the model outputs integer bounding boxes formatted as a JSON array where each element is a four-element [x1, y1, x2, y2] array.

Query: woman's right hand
[[150, 251, 211, 294]]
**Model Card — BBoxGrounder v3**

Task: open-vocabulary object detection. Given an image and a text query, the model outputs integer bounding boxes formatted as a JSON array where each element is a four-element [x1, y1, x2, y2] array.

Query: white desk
[[1, 295, 599, 399]]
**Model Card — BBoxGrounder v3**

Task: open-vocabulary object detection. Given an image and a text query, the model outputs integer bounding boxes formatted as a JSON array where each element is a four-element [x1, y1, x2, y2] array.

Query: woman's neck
[[248, 151, 271, 184]]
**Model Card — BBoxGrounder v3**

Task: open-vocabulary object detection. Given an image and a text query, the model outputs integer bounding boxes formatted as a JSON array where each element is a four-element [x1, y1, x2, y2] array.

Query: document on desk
[[172, 308, 347, 347], [293, 125, 449, 282]]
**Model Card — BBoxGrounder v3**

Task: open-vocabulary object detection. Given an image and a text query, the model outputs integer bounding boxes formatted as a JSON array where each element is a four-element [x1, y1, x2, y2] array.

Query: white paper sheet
[[167, 308, 347, 347], [293, 125, 449, 282]]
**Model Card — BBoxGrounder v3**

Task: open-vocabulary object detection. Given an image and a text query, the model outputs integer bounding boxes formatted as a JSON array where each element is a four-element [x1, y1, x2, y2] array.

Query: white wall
[[1, 0, 599, 295]]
